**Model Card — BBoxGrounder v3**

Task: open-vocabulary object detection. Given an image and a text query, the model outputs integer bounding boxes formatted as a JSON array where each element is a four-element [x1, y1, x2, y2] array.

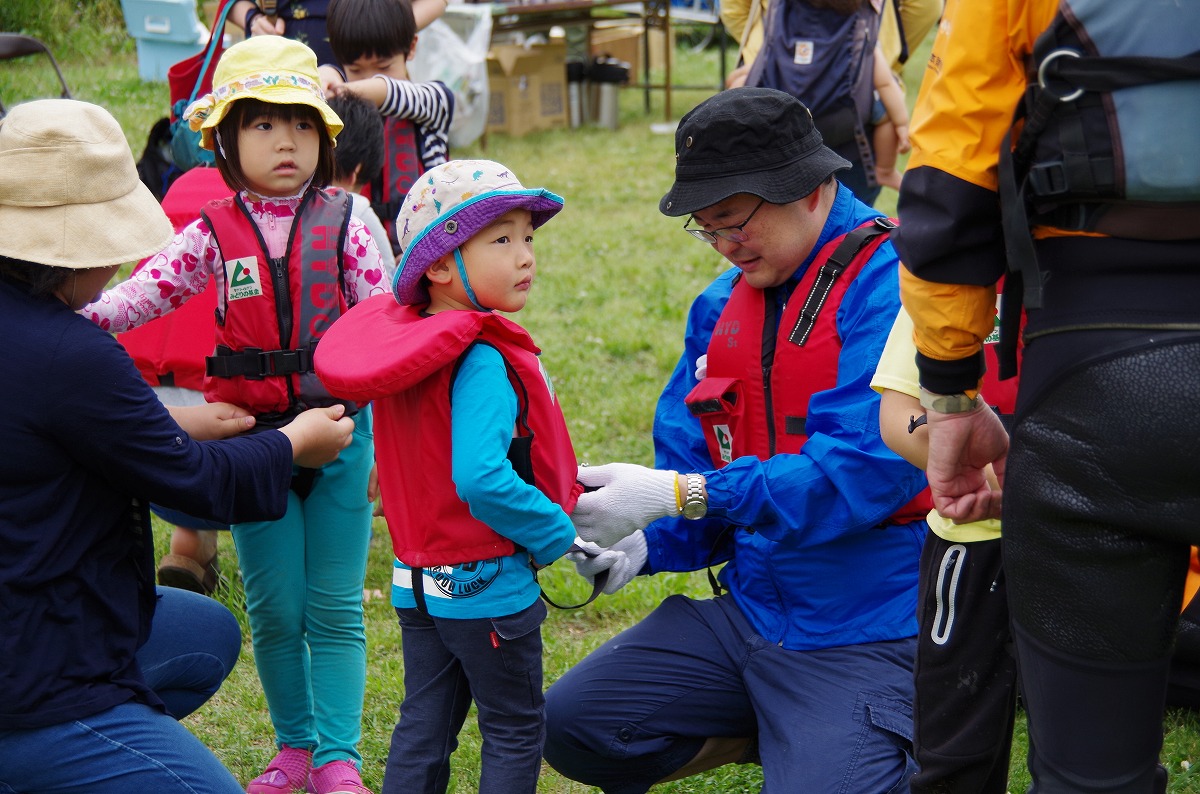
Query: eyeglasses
[[683, 198, 767, 244]]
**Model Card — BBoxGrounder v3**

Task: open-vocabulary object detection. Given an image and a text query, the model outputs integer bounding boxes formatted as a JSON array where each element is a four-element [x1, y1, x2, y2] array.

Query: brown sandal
[[157, 551, 220, 596]]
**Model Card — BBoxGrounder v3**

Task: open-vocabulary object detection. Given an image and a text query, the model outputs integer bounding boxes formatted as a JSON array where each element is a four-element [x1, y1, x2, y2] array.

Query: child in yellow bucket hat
[[83, 34, 386, 794]]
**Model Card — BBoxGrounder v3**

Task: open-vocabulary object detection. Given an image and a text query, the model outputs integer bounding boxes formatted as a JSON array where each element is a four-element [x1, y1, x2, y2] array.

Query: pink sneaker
[[246, 745, 313, 794], [307, 759, 372, 794]]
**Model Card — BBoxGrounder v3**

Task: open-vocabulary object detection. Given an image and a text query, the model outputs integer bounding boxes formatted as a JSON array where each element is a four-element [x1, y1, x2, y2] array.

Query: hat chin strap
[[454, 248, 491, 312]]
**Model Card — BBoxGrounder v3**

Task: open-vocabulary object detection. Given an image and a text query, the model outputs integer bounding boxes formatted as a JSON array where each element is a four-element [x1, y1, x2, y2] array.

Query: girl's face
[[236, 109, 321, 198], [426, 208, 538, 314]]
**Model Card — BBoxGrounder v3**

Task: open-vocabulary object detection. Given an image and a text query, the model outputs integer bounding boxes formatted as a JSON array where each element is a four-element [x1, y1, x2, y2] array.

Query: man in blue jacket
[[542, 87, 929, 794]]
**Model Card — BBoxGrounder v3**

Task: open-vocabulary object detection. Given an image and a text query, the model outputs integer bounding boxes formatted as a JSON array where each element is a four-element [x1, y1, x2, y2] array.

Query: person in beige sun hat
[[0, 97, 353, 793]]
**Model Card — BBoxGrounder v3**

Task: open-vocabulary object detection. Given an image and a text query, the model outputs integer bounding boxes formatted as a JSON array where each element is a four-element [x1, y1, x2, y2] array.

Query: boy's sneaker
[[307, 759, 373, 794], [246, 745, 313, 794]]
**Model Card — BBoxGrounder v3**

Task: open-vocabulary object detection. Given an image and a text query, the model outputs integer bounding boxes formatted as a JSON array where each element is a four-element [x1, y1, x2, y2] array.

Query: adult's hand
[[278, 405, 355, 468], [572, 463, 679, 547], [567, 532, 649, 595], [726, 62, 751, 89], [925, 402, 1008, 523], [168, 402, 256, 440], [244, 6, 286, 37]]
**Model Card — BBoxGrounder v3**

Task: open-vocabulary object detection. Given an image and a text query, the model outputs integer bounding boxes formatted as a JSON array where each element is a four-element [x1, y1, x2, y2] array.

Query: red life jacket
[[363, 118, 423, 255], [201, 188, 353, 419], [981, 279, 1021, 417], [117, 167, 232, 390], [685, 218, 932, 524], [314, 298, 583, 567]]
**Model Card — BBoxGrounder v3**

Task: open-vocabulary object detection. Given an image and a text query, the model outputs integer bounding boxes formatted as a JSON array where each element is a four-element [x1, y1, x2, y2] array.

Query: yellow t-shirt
[[871, 309, 1001, 542]]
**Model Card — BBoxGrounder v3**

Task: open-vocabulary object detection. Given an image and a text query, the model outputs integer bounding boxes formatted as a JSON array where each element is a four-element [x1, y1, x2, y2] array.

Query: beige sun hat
[[0, 99, 174, 269], [184, 35, 343, 151]]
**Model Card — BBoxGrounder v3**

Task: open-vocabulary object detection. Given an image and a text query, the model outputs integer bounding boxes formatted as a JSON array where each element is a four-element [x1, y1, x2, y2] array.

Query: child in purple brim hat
[[316, 158, 581, 793]]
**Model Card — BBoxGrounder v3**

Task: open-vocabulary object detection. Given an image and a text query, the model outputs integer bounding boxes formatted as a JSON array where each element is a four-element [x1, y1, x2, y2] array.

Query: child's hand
[[319, 65, 345, 95], [367, 463, 384, 516], [330, 77, 388, 109], [896, 123, 912, 155]]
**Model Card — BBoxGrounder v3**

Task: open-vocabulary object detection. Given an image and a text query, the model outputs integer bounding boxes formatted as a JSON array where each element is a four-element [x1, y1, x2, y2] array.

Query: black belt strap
[[206, 343, 316, 380]]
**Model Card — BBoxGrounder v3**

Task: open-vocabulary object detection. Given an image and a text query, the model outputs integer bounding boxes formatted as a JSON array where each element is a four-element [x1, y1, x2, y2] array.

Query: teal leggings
[[233, 408, 374, 767]]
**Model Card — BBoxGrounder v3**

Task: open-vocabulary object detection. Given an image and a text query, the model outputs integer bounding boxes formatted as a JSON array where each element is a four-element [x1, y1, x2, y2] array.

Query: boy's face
[[343, 45, 415, 82], [426, 208, 538, 314]]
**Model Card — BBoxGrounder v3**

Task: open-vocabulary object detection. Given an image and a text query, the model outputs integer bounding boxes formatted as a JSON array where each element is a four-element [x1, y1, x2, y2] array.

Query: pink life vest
[[315, 298, 583, 567]]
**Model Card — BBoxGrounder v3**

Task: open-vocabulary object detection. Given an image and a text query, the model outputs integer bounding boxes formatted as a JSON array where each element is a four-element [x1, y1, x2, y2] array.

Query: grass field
[[6, 2, 1200, 791]]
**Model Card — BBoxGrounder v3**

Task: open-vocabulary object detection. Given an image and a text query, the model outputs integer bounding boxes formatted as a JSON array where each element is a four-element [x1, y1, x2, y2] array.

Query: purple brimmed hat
[[393, 159, 564, 306], [659, 87, 850, 217]]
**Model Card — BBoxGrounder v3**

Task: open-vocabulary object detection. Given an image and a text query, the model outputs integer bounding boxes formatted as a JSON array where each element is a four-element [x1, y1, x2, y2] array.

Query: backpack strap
[[997, 38, 1200, 375], [788, 216, 896, 347]]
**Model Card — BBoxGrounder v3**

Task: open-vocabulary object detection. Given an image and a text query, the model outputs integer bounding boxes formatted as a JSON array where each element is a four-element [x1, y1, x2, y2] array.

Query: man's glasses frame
[[683, 198, 767, 244]]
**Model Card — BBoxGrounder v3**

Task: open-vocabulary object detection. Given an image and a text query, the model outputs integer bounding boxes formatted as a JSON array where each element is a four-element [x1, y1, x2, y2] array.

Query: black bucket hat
[[659, 87, 851, 217]]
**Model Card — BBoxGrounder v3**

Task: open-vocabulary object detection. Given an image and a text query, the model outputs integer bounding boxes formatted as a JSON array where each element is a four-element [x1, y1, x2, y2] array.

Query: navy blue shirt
[[0, 277, 293, 729]]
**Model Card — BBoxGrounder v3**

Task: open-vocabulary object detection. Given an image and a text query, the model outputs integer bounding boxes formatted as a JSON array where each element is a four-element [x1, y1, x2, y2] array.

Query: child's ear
[[407, 35, 418, 61], [425, 255, 453, 286]]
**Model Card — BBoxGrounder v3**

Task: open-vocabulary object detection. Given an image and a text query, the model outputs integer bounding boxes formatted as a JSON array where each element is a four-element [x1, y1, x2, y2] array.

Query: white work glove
[[694, 353, 708, 380], [573, 463, 678, 547], [567, 532, 649, 595]]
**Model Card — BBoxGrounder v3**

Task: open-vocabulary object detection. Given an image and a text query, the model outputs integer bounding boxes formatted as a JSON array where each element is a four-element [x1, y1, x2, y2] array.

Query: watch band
[[682, 473, 707, 520], [918, 388, 984, 414]]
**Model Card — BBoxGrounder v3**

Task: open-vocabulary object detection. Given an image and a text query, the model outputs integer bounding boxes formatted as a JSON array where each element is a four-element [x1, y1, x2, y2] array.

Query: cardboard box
[[486, 42, 568, 137], [589, 24, 673, 78]]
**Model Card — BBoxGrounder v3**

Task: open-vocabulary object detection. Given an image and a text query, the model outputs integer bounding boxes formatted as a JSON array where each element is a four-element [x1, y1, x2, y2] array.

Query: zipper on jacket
[[761, 286, 780, 456]]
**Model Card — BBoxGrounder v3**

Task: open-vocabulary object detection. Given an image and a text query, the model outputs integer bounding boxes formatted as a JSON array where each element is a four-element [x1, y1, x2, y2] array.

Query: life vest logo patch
[[226, 257, 264, 302], [714, 424, 733, 463], [429, 557, 501, 598], [793, 41, 814, 66], [538, 359, 557, 403]]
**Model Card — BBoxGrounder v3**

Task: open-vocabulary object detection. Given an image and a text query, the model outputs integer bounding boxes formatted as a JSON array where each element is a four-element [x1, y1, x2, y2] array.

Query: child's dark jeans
[[382, 599, 548, 794]]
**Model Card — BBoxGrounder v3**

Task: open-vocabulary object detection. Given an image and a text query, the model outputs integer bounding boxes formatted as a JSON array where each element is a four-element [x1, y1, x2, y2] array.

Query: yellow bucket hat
[[184, 36, 343, 151]]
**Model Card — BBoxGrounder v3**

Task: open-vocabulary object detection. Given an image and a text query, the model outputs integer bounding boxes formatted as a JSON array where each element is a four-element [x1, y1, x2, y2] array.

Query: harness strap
[[537, 544, 609, 610], [788, 217, 896, 347], [206, 343, 316, 380], [411, 566, 429, 614]]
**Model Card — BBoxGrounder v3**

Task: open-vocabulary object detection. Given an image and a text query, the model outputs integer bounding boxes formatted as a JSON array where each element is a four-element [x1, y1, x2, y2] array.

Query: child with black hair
[[325, 0, 454, 256], [315, 159, 580, 794], [328, 92, 396, 278]]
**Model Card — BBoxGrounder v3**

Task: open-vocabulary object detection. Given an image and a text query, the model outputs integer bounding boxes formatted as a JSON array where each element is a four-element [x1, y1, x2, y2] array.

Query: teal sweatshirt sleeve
[[450, 343, 576, 565]]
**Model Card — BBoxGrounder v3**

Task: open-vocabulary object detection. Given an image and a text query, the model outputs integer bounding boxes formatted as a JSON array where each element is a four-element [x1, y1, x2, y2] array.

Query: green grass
[[6, 4, 1200, 792]]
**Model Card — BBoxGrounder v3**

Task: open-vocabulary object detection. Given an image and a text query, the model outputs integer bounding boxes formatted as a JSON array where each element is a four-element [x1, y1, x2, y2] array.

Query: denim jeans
[[382, 599, 548, 794], [139, 585, 243, 718], [0, 587, 244, 793]]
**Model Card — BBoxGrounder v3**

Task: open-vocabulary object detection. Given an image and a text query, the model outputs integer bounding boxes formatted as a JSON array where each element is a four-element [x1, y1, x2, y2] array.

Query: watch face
[[682, 500, 706, 520]]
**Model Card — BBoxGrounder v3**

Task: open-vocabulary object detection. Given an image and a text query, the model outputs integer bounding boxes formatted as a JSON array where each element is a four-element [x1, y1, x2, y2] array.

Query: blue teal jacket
[[647, 185, 928, 651]]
